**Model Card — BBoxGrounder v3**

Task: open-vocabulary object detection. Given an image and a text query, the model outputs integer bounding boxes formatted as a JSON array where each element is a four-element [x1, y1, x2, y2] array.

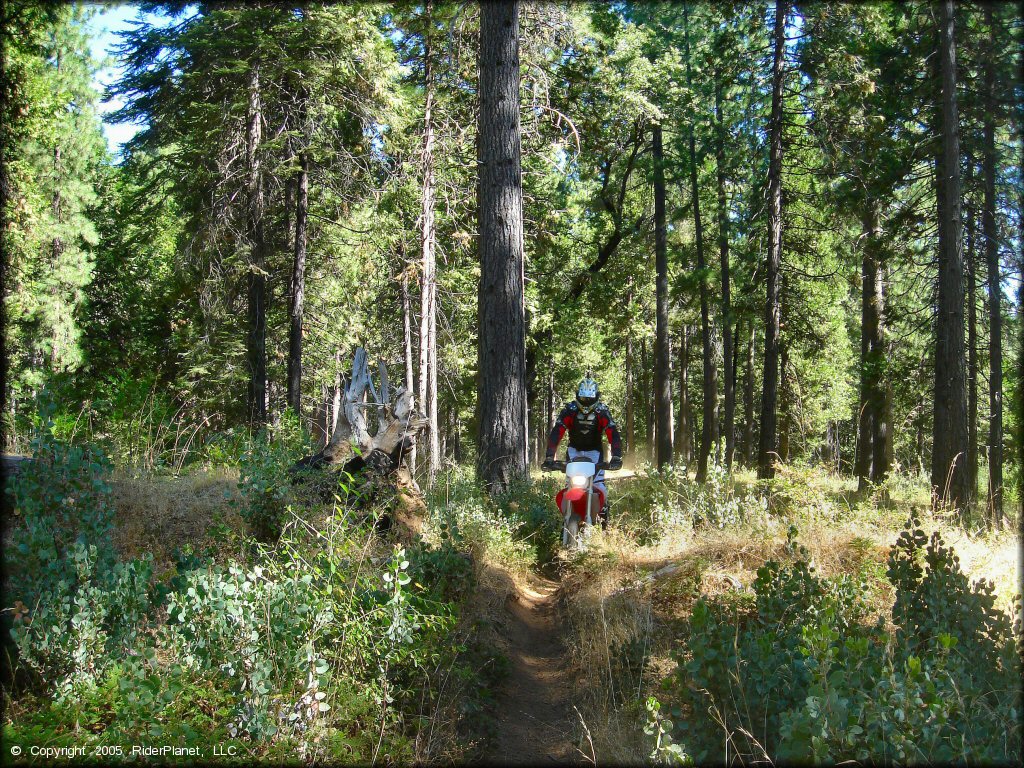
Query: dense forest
[[2, 1, 1022, 764]]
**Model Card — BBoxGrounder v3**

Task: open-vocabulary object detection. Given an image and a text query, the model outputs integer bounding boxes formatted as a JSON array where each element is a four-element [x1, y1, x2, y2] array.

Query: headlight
[[570, 475, 588, 489]]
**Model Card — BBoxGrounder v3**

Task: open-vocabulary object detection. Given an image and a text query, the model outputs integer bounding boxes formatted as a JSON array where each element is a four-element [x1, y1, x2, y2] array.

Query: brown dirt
[[485, 573, 587, 766]]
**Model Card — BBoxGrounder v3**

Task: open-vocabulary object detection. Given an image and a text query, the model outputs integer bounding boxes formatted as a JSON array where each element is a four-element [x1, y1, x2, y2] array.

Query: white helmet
[[576, 377, 599, 412]]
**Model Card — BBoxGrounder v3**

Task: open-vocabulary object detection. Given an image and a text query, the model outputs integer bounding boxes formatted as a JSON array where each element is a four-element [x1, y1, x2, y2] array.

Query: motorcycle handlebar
[[541, 459, 611, 472]]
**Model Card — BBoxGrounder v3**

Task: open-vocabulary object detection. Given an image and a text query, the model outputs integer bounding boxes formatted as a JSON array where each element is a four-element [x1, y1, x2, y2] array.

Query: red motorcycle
[[541, 457, 608, 551]]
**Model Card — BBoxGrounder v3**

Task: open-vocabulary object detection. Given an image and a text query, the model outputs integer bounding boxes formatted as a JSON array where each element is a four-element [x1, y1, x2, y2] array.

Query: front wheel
[[563, 514, 581, 552]]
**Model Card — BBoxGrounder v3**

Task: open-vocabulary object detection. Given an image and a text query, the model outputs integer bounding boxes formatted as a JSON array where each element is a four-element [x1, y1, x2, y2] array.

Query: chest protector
[[569, 405, 603, 450]]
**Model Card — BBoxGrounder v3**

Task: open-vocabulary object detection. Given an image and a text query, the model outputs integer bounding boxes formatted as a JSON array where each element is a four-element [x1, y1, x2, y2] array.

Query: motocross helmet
[[576, 377, 599, 412]]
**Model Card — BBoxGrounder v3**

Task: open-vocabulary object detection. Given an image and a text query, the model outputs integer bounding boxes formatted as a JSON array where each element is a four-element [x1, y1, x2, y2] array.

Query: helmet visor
[[577, 395, 597, 408]]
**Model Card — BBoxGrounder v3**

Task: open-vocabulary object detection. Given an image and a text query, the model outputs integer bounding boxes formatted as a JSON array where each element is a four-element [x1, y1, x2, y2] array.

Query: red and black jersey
[[546, 401, 623, 457]]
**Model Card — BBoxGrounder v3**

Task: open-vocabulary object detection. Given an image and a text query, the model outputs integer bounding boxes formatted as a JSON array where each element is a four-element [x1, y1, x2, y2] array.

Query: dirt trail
[[487, 573, 584, 765]]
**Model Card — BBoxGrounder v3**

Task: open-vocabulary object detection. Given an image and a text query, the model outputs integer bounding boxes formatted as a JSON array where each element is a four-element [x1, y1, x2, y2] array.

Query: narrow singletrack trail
[[487, 573, 583, 765]]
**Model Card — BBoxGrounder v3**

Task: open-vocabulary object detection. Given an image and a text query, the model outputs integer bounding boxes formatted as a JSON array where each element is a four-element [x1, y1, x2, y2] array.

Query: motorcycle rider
[[542, 377, 623, 529]]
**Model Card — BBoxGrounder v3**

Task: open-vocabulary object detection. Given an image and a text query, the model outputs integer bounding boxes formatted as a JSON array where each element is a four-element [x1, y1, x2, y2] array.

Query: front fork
[[561, 481, 597, 546], [561, 494, 571, 546]]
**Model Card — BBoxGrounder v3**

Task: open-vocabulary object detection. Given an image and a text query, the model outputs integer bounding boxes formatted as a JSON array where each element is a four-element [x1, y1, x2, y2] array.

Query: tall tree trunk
[[869, 262, 889, 484], [476, 0, 527, 494], [401, 258, 417, 471], [931, 0, 969, 514], [676, 326, 690, 464], [983, 3, 1003, 528], [757, 0, 787, 479], [715, 69, 735, 470], [778, 335, 790, 463], [287, 153, 308, 415], [856, 231, 874, 490], [858, 205, 890, 486], [966, 181, 978, 500], [245, 64, 268, 427], [652, 124, 673, 469], [626, 335, 635, 457], [640, 338, 651, 454], [419, 0, 440, 483], [744, 322, 755, 466], [684, 4, 716, 483]]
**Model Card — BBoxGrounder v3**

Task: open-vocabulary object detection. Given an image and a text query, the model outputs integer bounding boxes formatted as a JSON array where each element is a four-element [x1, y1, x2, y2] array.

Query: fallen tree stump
[[291, 348, 425, 504]]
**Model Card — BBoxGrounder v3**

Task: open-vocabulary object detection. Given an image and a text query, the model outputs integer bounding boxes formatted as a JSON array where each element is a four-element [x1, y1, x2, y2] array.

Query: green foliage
[[6, 416, 155, 698], [656, 522, 1022, 764], [4, 420, 511, 762], [235, 421, 308, 541], [5, 4, 107, 406], [610, 463, 771, 543], [423, 467, 539, 572], [9, 543, 155, 700], [7, 403, 117, 602]]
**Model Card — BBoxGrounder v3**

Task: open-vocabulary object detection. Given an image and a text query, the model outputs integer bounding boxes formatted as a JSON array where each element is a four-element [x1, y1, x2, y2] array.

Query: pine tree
[[477, 0, 527, 494]]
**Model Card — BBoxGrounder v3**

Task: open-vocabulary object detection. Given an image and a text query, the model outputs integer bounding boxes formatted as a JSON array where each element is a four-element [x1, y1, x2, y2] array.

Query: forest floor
[[487, 570, 582, 765]]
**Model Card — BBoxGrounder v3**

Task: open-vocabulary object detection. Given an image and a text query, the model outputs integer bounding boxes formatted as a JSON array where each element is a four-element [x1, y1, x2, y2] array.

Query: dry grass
[[110, 468, 243, 575], [555, 484, 1021, 766]]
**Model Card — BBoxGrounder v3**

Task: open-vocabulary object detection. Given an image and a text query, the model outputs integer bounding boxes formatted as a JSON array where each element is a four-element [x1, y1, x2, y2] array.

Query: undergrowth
[[557, 462, 1022, 765], [2, 427, 506, 764]]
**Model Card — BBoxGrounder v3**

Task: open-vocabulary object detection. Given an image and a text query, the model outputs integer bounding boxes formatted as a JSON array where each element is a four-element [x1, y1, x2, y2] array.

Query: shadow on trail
[[477, 556, 586, 766]]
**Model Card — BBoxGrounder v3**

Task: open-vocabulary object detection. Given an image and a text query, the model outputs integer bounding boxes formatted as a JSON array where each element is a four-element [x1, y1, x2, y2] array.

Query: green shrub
[[5, 420, 158, 699], [611, 463, 771, 543], [7, 417, 117, 602], [9, 542, 155, 699], [658, 520, 1022, 765], [424, 467, 536, 571], [5, 441, 503, 763], [236, 428, 303, 542]]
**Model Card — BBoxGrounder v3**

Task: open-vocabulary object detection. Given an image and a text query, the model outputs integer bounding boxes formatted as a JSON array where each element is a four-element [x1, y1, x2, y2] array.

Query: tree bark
[[744, 322, 755, 467], [676, 326, 691, 464], [401, 256, 416, 471], [419, 0, 440, 484], [931, 0, 969, 514], [856, 205, 890, 487], [476, 0, 527, 494], [779, 335, 790, 463], [757, 0, 787, 479], [245, 64, 268, 427], [966, 181, 978, 500], [626, 335, 635, 458], [642, 337, 654, 455], [715, 68, 735, 471], [287, 153, 308, 416], [652, 123, 673, 469], [684, 4, 716, 483], [983, 3, 1003, 528]]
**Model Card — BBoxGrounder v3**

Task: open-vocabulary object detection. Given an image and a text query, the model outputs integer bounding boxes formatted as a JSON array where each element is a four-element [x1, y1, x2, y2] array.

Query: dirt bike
[[541, 457, 609, 551]]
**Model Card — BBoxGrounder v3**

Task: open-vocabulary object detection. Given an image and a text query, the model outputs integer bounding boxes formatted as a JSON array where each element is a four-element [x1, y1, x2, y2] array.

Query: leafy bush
[[423, 467, 537, 571], [612, 463, 771, 543], [9, 544, 155, 699], [7, 415, 117, 602], [236, 426, 306, 542], [5, 426, 492, 762], [657, 519, 1022, 764], [5, 421, 159, 699]]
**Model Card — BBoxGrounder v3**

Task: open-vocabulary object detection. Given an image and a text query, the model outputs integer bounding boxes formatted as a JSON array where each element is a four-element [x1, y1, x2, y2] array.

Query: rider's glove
[[608, 455, 623, 471], [542, 456, 556, 471]]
